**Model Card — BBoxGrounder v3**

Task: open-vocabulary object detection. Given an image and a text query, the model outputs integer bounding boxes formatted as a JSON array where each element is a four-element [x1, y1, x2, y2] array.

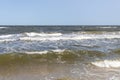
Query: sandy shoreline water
[[0, 50, 120, 80], [0, 63, 78, 80], [0, 62, 120, 80], [0, 50, 102, 80]]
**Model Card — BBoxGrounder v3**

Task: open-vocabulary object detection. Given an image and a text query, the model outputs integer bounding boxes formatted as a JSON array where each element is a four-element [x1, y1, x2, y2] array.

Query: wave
[[0, 34, 13, 38], [25, 32, 62, 37], [0, 39, 16, 42], [20, 35, 120, 41], [99, 27, 118, 29], [1, 50, 120, 68], [0, 27, 8, 29], [0, 32, 120, 42], [91, 60, 120, 68], [24, 49, 65, 54], [0, 50, 105, 65], [20, 32, 120, 41]]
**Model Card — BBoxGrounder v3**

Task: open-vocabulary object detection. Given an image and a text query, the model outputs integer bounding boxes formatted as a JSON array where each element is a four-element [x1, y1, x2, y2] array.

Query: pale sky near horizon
[[0, 0, 120, 25]]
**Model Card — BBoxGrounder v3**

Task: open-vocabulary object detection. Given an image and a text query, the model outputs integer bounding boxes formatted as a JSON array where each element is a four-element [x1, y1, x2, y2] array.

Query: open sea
[[0, 25, 120, 80]]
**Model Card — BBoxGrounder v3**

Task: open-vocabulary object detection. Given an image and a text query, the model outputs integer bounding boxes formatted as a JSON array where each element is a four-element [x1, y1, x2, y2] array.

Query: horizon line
[[0, 25, 120, 26]]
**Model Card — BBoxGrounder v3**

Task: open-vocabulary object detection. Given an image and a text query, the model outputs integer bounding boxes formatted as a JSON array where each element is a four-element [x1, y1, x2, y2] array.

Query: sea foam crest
[[20, 34, 120, 41], [0, 39, 16, 42], [91, 60, 120, 68], [24, 49, 65, 54], [100, 27, 117, 29], [0, 34, 13, 38], [25, 32, 62, 37], [1, 32, 120, 42], [0, 27, 8, 29]]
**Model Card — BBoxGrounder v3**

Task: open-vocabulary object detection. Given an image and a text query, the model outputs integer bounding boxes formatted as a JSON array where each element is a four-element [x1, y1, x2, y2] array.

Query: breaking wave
[[99, 26, 118, 29], [0, 32, 120, 42], [0, 49, 120, 68], [0, 34, 13, 38], [0, 50, 105, 65], [0, 27, 8, 29], [24, 49, 65, 54], [91, 55, 120, 68], [25, 32, 62, 37], [91, 60, 120, 68]]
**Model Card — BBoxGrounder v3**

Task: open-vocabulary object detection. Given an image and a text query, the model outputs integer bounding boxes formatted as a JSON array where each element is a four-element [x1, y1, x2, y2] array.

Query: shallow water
[[0, 62, 120, 80]]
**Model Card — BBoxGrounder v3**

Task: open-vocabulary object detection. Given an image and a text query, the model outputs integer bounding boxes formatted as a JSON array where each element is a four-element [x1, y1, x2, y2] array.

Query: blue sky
[[0, 0, 120, 25]]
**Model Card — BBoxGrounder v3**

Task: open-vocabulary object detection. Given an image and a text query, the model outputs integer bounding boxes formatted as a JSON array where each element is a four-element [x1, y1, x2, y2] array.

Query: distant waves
[[0, 31, 120, 54], [0, 32, 120, 42]]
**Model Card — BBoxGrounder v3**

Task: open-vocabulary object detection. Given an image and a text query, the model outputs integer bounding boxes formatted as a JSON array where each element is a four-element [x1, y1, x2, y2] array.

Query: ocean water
[[0, 25, 120, 80]]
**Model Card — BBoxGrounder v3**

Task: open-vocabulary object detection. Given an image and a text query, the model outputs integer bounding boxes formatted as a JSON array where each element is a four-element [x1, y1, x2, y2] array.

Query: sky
[[0, 0, 120, 25]]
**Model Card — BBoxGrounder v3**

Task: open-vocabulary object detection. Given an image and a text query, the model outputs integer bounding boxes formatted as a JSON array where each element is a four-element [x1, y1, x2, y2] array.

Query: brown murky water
[[0, 62, 120, 80]]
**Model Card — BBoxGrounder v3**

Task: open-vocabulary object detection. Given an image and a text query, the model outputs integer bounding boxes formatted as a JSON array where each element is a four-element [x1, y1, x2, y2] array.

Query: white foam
[[0, 32, 120, 42], [0, 35, 13, 38], [20, 34, 120, 41], [25, 32, 62, 37], [20, 37, 60, 41], [100, 27, 117, 29], [0, 27, 8, 29], [91, 60, 120, 68], [0, 34, 21, 42], [0, 39, 16, 42], [25, 51, 48, 54], [24, 49, 65, 54]]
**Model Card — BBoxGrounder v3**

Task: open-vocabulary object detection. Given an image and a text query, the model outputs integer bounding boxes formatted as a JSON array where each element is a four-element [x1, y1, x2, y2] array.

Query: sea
[[0, 25, 120, 80]]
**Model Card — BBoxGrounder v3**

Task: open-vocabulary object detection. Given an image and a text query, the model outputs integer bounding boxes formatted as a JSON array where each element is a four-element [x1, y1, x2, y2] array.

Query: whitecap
[[91, 60, 120, 68], [24, 49, 65, 54], [0, 35, 13, 38], [25, 32, 62, 37], [0, 39, 16, 42], [0, 27, 8, 29], [100, 27, 117, 29], [1, 32, 120, 42], [20, 34, 120, 41]]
